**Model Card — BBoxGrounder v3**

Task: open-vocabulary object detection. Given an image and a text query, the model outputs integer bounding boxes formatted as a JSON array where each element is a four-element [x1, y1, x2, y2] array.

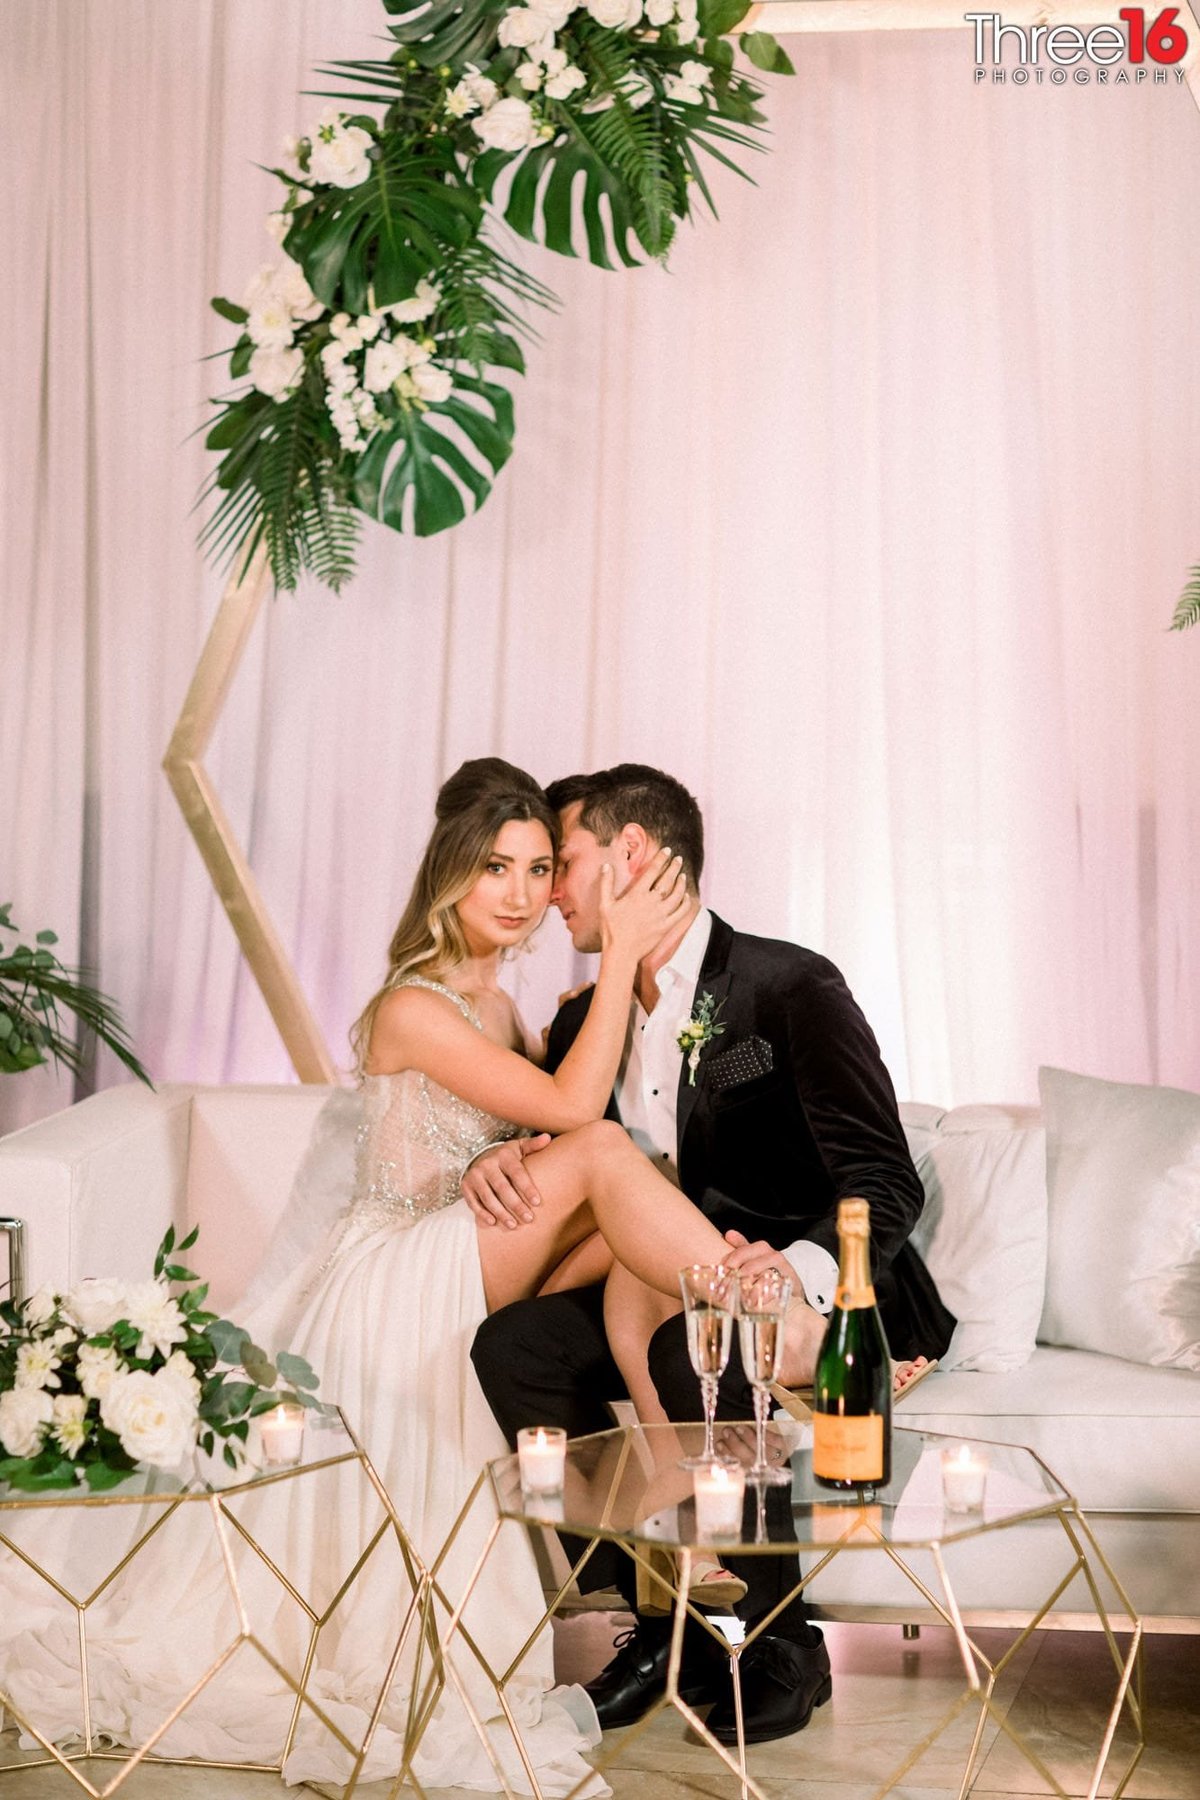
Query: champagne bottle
[[812, 1198, 892, 1492]]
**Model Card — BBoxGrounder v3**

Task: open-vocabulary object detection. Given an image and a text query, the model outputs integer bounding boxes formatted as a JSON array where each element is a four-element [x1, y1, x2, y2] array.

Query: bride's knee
[[564, 1117, 629, 1172]]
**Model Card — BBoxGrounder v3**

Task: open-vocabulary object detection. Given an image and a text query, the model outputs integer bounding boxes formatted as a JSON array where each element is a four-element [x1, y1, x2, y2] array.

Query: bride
[[1, 759, 743, 1794]]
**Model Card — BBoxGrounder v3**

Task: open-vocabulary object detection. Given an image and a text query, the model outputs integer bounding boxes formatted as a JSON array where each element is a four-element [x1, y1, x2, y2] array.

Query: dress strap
[[392, 974, 481, 1029]]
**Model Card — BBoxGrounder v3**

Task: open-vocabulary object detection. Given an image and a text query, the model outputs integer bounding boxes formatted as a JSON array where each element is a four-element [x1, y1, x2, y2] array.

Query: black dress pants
[[471, 1284, 816, 1644]]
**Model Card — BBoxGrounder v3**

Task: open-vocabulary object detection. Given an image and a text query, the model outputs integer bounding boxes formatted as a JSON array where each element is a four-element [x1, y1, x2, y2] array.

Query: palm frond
[[1169, 565, 1200, 631]]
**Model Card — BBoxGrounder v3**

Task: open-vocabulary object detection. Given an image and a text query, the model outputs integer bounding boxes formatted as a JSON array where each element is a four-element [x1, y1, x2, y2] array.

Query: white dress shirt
[[615, 907, 838, 1315]]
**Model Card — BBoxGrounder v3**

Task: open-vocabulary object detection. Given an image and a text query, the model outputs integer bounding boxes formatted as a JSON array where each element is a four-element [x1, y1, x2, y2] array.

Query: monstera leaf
[[384, 0, 509, 67], [285, 134, 482, 312], [352, 374, 515, 536]]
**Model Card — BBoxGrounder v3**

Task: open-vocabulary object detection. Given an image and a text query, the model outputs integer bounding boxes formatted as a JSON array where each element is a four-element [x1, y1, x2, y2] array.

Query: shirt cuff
[[780, 1240, 839, 1315]]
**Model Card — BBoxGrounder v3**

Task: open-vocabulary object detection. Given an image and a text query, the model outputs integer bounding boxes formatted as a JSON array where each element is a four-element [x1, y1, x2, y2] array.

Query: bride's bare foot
[[686, 1555, 748, 1609]]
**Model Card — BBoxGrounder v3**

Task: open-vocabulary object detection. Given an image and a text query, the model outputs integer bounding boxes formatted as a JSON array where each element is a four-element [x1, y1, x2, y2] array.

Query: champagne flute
[[737, 1267, 794, 1486], [678, 1264, 738, 1470]]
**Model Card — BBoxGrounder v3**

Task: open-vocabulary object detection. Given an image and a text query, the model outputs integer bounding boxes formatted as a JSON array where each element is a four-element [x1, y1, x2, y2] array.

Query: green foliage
[[201, 369, 362, 594], [202, 0, 791, 586], [1169, 566, 1200, 631], [0, 1228, 333, 1495], [0, 904, 151, 1084]]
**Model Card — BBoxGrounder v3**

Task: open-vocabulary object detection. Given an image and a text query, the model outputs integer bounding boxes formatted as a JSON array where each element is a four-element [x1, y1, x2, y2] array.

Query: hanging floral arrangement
[[201, 0, 792, 592]]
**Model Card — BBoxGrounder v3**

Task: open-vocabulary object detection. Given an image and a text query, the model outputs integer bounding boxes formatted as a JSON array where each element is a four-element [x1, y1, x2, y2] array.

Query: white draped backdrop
[[3, 0, 1199, 1136]]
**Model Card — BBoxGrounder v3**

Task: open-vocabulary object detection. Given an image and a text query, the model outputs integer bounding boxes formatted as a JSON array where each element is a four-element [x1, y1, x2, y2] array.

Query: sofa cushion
[[1039, 1066, 1200, 1370], [900, 1345, 1200, 1512], [904, 1105, 1047, 1373]]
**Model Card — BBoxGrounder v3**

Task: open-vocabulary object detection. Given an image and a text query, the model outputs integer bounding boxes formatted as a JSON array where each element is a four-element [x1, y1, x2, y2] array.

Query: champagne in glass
[[678, 1264, 738, 1470], [812, 1199, 892, 1494], [737, 1268, 793, 1486]]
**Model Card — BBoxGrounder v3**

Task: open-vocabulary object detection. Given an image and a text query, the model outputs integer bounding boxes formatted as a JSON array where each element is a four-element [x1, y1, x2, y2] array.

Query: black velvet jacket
[[545, 911, 955, 1361]]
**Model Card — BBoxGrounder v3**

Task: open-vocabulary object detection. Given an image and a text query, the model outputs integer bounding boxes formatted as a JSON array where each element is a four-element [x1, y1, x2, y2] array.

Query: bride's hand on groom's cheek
[[462, 1136, 550, 1229]]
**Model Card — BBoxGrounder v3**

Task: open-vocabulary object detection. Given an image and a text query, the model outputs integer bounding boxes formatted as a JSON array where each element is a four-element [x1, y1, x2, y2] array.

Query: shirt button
[[652, 1088, 658, 1096], [661, 1153, 669, 1160]]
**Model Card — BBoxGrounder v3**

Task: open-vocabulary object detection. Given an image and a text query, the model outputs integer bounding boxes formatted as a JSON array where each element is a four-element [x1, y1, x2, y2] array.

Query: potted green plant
[[0, 903, 150, 1085]]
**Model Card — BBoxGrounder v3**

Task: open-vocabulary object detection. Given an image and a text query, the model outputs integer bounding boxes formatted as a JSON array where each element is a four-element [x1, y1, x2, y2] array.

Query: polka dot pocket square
[[707, 1035, 775, 1093]]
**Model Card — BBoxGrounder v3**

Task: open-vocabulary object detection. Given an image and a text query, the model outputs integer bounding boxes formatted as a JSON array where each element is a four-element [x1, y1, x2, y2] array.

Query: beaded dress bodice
[[351, 976, 520, 1238]]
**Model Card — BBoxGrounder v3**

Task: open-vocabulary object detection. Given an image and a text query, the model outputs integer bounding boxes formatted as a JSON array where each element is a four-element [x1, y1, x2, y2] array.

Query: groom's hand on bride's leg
[[461, 1136, 550, 1228]]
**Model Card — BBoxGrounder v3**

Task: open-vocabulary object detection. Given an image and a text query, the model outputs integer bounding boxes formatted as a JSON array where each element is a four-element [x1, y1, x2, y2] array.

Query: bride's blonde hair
[[350, 758, 559, 1073]]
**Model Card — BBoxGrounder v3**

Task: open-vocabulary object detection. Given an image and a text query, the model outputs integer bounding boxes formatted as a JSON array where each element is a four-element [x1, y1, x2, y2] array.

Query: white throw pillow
[[907, 1108, 1048, 1373], [1038, 1066, 1200, 1370]]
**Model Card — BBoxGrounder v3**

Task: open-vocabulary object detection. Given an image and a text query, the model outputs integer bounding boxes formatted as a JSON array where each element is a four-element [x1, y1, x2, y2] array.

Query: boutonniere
[[676, 991, 727, 1087]]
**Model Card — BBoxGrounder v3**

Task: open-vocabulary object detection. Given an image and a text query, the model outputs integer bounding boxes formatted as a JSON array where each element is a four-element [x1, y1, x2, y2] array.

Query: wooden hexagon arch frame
[[166, 1, 1200, 1082]]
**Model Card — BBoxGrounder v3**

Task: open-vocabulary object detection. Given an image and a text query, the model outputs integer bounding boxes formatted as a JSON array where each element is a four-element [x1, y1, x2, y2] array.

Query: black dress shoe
[[586, 1622, 726, 1729], [706, 1633, 833, 1745]]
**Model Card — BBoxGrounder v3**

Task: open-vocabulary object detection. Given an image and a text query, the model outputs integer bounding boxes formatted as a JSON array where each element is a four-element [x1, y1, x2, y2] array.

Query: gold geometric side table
[[431, 1422, 1145, 1800], [0, 1411, 434, 1798]]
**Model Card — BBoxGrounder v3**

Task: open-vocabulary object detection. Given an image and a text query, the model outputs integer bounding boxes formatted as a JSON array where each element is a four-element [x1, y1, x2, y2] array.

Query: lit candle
[[693, 1463, 746, 1540], [260, 1403, 306, 1468], [941, 1444, 989, 1512], [517, 1426, 566, 1496]]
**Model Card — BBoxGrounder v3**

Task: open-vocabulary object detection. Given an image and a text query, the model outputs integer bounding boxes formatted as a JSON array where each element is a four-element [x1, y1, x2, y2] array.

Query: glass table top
[[488, 1422, 1072, 1553], [0, 1410, 357, 1509]]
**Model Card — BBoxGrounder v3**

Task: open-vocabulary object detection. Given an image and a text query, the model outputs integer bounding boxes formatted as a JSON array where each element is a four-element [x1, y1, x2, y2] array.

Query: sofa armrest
[[0, 1084, 196, 1295]]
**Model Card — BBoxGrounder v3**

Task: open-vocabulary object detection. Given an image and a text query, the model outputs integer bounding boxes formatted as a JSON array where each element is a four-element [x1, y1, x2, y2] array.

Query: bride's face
[[455, 818, 555, 956]]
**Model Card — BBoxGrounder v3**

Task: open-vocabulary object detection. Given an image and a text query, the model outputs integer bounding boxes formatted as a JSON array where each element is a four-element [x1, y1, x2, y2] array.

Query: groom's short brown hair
[[545, 764, 705, 887]]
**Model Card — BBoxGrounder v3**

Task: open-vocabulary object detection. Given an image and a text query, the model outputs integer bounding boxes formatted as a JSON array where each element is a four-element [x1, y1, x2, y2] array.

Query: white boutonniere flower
[[676, 990, 726, 1086]]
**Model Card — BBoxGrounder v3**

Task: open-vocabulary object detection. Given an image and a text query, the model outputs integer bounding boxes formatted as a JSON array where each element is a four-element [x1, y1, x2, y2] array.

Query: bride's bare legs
[[477, 1119, 728, 1314], [602, 1262, 680, 1425]]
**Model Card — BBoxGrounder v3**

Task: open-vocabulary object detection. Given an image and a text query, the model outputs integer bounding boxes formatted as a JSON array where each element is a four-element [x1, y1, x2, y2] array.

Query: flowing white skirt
[[0, 1157, 603, 1793]]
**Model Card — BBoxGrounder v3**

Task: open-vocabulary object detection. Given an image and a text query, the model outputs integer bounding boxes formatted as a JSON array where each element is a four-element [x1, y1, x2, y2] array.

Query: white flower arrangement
[[203, 0, 793, 590], [0, 1228, 325, 1493]]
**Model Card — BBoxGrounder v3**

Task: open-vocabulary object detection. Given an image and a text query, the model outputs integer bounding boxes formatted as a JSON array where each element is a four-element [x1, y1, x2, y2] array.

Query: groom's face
[[552, 803, 630, 953]]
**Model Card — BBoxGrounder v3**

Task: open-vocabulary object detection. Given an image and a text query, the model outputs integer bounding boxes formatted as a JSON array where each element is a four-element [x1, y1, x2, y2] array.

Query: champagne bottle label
[[812, 1412, 885, 1483]]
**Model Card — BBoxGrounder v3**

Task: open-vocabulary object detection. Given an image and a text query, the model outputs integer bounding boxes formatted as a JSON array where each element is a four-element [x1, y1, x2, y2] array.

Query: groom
[[469, 764, 954, 1745]]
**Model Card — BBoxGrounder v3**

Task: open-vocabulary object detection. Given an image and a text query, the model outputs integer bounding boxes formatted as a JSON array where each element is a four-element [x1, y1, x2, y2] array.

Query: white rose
[[544, 63, 587, 98], [265, 210, 290, 246], [250, 345, 304, 400], [64, 1277, 128, 1336], [517, 61, 544, 90], [621, 70, 655, 107], [363, 338, 411, 394], [586, 0, 643, 27], [15, 1341, 63, 1391], [309, 123, 373, 189], [0, 1386, 54, 1458], [22, 1286, 59, 1328], [464, 69, 499, 109], [526, 0, 576, 25], [664, 71, 704, 103], [411, 362, 453, 404], [159, 1350, 202, 1406], [101, 1369, 197, 1471], [680, 58, 709, 86], [472, 96, 540, 153], [277, 257, 324, 322], [674, 15, 698, 41], [356, 314, 382, 341], [77, 1343, 122, 1402], [646, 0, 673, 21], [123, 1280, 188, 1361], [386, 277, 441, 323], [543, 46, 569, 74], [247, 297, 295, 351], [498, 6, 554, 48], [279, 134, 303, 180], [52, 1394, 89, 1459]]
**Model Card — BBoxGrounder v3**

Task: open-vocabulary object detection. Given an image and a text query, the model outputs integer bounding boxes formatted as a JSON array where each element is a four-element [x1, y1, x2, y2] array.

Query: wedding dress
[[0, 979, 604, 1794]]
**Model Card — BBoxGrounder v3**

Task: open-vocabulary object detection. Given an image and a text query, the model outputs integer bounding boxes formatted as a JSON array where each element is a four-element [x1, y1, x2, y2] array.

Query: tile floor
[[2, 1615, 1196, 1799]]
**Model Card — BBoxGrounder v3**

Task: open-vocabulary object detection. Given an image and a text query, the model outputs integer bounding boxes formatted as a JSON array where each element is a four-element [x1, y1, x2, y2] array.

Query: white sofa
[[2, 1078, 1198, 1632]]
